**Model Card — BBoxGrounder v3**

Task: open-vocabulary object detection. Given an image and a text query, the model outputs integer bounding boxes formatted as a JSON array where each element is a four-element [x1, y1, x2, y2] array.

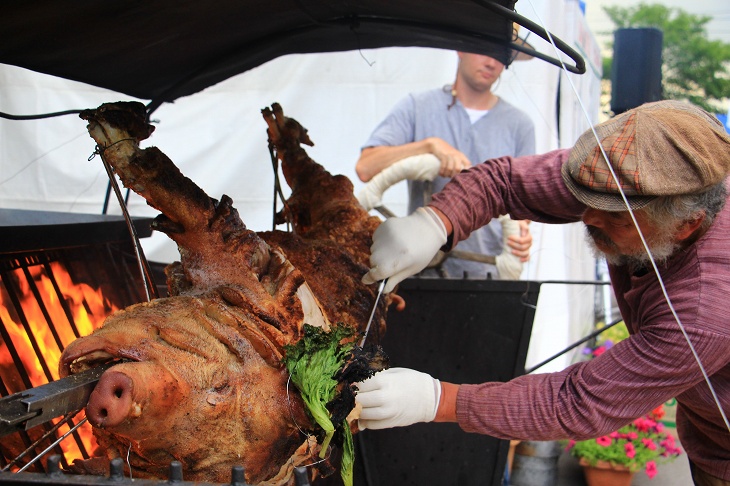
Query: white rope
[[523, 0, 730, 432]]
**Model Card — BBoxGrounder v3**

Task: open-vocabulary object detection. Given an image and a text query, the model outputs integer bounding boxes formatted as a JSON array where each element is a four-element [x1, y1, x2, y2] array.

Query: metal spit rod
[[0, 456, 313, 486], [97, 152, 159, 303]]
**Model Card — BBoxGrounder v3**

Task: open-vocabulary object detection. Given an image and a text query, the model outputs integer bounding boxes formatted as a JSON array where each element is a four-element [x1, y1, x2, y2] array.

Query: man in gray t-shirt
[[356, 51, 535, 279]]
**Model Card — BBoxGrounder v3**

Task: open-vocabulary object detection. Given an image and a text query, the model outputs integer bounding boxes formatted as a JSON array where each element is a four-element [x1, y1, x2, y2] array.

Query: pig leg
[[80, 103, 330, 344], [262, 103, 381, 265], [80, 103, 270, 292]]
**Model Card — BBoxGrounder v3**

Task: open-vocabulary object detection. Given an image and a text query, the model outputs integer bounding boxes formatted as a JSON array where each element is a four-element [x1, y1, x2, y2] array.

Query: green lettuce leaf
[[283, 324, 356, 485]]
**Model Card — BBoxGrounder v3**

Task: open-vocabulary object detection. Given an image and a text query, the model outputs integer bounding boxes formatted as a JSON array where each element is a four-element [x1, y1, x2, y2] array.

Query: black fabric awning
[[1, 0, 584, 109]]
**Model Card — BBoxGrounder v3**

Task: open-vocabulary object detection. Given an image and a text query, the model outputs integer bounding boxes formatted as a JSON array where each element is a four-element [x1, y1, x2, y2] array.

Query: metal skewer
[[360, 278, 387, 347]]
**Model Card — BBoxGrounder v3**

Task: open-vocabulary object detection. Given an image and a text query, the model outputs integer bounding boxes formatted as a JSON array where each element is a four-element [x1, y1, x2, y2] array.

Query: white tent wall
[[488, 0, 604, 373], [0, 0, 602, 372], [544, 0, 607, 373]]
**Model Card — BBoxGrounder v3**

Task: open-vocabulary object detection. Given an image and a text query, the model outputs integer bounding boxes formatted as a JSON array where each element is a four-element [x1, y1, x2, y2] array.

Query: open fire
[[1, 261, 116, 386], [1, 260, 115, 468], [0, 208, 155, 473]]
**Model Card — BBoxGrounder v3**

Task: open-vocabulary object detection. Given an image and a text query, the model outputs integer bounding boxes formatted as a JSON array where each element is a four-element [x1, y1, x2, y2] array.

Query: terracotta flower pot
[[579, 458, 635, 486]]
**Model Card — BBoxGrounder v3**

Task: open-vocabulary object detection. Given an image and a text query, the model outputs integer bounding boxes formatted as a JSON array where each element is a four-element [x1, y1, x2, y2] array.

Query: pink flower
[[565, 440, 576, 451], [593, 346, 607, 357], [596, 436, 612, 447], [662, 445, 683, 457], [568, 403, 683, 471], [646, 461, 658, 479], [642, 438, 657, 450], [661, 435, 676, 447], [633, 417, 651, 432], [625, 442, 636, 458]]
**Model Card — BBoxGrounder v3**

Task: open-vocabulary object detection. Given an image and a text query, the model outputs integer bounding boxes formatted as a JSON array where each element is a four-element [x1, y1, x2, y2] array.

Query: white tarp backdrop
[[0, 0, 602, 372]]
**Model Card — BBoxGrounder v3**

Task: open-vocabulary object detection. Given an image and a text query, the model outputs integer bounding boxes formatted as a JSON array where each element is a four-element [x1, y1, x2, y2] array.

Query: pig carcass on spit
[[58, 102, 389, 485]]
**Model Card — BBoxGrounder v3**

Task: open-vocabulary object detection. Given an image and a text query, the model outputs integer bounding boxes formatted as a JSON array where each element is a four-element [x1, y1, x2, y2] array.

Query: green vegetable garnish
[[340, 422, 354, 486], [283, 323, 356, 486]]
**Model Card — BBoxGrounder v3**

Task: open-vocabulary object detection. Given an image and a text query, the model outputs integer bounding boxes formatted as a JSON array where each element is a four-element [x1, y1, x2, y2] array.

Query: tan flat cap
[[562, 100, 730, 211]]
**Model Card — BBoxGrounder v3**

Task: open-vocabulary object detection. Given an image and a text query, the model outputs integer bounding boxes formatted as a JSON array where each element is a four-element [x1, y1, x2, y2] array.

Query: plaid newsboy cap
[[561, 100, 730, 211]]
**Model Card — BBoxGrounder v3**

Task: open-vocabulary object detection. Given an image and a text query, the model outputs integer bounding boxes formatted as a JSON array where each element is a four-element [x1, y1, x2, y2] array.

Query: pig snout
[[84, 361, 188, 438], [86, 370, 134, 428]]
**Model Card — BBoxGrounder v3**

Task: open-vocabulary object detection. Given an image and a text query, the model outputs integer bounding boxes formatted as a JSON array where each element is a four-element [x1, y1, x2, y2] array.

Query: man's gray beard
[[584, 226, 681, 270]]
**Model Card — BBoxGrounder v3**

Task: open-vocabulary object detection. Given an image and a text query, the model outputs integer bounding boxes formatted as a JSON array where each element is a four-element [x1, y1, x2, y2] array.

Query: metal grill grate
[[0, 209, 154, 474]]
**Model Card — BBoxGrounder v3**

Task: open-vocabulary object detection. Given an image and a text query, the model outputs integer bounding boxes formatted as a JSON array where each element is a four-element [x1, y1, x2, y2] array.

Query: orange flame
[[1, 261, 120, 465]]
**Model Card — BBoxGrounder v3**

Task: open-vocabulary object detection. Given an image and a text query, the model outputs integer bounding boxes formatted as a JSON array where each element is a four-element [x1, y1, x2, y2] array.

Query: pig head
[[60, 288, 315, 484]]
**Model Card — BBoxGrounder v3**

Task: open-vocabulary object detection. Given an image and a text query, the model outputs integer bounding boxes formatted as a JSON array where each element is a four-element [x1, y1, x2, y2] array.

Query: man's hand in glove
[[356, 368, 459, 430], [362, 207, 449, 293]]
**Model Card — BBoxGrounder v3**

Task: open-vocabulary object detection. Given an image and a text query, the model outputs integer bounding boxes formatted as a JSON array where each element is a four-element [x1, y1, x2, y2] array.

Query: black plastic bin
[[354, 277, 541, 486]]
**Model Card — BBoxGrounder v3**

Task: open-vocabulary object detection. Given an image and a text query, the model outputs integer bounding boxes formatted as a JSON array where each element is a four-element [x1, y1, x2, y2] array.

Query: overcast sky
[[583, 0, 730, 47]]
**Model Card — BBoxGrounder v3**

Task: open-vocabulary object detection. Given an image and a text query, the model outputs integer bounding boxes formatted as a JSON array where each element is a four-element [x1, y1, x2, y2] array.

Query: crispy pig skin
[[61, 102, 388, 484], [62, 295, 311, 484]]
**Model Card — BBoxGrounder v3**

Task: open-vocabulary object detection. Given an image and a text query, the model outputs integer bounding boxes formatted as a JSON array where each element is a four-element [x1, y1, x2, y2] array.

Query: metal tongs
[[359, 278, 388, 347], [0, 363, 115, 437]]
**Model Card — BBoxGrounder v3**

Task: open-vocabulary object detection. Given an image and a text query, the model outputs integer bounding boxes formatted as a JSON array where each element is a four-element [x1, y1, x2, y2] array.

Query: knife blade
[[360, 278, 387, 347]]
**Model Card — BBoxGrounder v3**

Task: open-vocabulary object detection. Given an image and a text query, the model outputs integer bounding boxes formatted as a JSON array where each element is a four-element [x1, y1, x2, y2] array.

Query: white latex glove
[[495, 215, 523, 280], [362, 206, 447, 293], [356, 368, 441, 430]]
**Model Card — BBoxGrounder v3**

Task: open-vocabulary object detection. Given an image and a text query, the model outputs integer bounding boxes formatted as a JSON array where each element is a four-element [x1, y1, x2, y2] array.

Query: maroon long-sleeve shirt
[[430, 148, 730, 478]]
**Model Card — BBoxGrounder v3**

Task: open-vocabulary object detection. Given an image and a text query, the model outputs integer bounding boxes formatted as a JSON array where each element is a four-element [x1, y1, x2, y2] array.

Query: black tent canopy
[[1, 0, 584, 111]]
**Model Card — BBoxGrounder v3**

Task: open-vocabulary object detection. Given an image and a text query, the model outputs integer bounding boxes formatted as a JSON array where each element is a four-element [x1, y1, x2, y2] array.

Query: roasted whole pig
[[59, 102, 388, 485]]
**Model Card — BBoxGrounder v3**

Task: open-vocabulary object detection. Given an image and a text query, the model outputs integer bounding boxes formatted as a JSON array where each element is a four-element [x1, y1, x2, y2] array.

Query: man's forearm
[[434, 382, 459, 422], [356, 139, 438, 182], [428, 205, 454, 239]]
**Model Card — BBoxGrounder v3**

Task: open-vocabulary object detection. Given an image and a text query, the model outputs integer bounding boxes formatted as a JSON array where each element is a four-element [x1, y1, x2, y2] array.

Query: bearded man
[[356, 100, 730, 485]]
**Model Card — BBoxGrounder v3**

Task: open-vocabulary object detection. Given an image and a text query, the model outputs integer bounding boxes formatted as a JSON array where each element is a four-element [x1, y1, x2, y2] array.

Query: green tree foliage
[[603, 3, 730, 113]]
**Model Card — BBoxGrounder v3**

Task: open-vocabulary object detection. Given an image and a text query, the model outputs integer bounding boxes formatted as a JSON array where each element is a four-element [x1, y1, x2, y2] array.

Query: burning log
[[57, 102, 389, 485]]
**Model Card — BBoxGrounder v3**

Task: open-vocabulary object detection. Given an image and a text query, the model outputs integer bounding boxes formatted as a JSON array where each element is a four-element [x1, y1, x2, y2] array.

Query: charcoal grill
[[0, 455, 313, 485], [0, 209, 321, 486], [0, 209, 155, 475]]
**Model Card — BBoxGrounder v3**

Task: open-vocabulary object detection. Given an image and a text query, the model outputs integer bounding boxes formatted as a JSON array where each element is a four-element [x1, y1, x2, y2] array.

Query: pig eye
[[206, 382, 232, 405]]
